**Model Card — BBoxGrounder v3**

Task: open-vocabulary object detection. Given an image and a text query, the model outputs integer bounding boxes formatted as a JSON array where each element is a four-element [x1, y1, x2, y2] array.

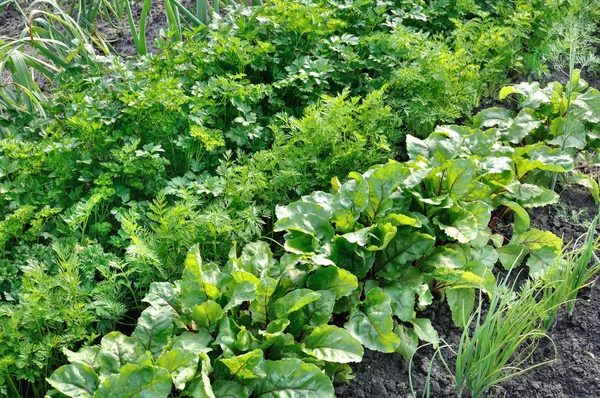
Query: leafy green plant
[[489, 72, 600, 197], [46, 242, 360, 397], [0, 242, 130, 398], [273, 116, 572, 356]]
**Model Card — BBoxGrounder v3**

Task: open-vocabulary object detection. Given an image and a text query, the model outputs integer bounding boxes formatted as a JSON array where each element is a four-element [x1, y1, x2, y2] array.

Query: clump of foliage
[[480, 71, 600, 198], [45, 119, 572, 396], [2, 0, 600, 395]]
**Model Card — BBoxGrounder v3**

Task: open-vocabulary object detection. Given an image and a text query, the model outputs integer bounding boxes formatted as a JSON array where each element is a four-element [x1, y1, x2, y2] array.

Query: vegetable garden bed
[[1, 1, 600, 397], [337, 185, 600, 398]]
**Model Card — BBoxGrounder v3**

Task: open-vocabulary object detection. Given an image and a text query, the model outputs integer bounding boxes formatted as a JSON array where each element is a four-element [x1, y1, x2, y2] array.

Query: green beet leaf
[[62, 346, 100, 370], [219, 349, 266, 380], [473, 107, 513, 129], [500, 201, 530, 234], [306, 266, 358, 299], [183, 353, 215, 398], [446, 288, 475, 328], [434, 206, 478, 243], [498, 243, 528, 270], [287, 290, 336, 336], [549, 115, 587, 150], [224, 281, 257, 312], [330, 172, 369, 232], [274, 202, 334, 245], [156, 349, 199, 390], [131, 306, 174, 358], [382, 282, 415, 322], [330, 237, 376, 279], [272, 289, 321, 318], [142, 282, 179, 312], [506, 108, 541, 143], [394, 324, 419, 360], [97, 332, 144, 377], [410, 318, 439, 349], [364, 162, 411, 222], [47, 363, 99, 398], [240, 241, 277, 279], [302, 325, 364, 363], [94, 364, 171, 398], [421, 246, 466, 272], [344, 287, 400, 353], [377, 232, 435, 279], [573, 87, 600, 123], [183, 245, 221, 300], [461, 200, 493, 229], [212, 380, 249, 398], [250, 277, 278, 325], [191, 300, 224, 330], [252, 359, 335, 398]]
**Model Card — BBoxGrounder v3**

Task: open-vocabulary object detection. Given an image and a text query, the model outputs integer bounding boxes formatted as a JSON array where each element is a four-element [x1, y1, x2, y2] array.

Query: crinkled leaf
[[302, 325, 364, 363], [253, 359, 335, 398], [344, 288, 400, 353], [171, 331, 213, 356], [97, 332, 144, 376], [219, 349, 266, 380], [421, 246, 466, 271], [549, 115, 587, 150], [272, 289, 321, 318], [94, 364, 171, 398], [62, 346, 99, 370], [461, 201, 493, 229], [240, 242, 277, 279], [143, 282, 178, 311], [212, 380, 249, 398], [306, 266, 358, 299], [504, 182, 559, 208], [473, 107, 513, 129], [47, 363, 99, 398], [131, 306, 174, 358], [434, 207, 478, 243], [191, 301, 223, 330], [275, 202, 334, 244], [507, 108, 540, 143], [224, 281, 256, 312], [157, 349, 199, 390], [572, 87, 600, 123]]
